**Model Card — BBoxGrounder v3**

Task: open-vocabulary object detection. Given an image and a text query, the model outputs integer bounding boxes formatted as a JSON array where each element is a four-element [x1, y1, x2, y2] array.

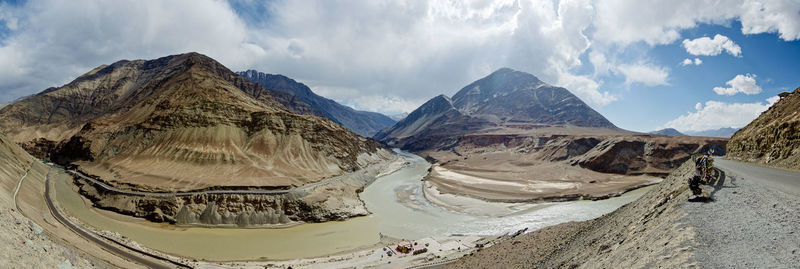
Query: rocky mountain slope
[[375, 68, 616, 149], [0, 52, 387, 190], [649, 128, 685, 136], [238, 70, 396, 137], [376, 68, 726, 176], [0, 53, 397, 226], [727, 87, 800, 170]]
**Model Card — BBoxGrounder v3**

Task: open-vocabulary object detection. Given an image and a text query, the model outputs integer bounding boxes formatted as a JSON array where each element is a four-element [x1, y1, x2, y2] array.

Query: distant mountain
[[649, 128, 685, 136], [728, 87, 800, 169], [389, 112, 409, 121], [375, 68, 617, 149], [0, 103, 6, 109], [237, 70, 396, 137], [685, 127, 739, 138]]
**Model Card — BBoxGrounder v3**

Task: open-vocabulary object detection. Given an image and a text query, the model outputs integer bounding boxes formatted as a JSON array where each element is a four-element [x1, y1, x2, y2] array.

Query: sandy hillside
[[0, 132, 107, 268], [446, 159, 701, 268]]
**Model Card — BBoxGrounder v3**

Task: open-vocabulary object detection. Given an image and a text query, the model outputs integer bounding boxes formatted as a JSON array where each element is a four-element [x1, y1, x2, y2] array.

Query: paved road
[[715, 158, 800, 197], [44, 172, 189, 269], [684, 159, 800, 268]]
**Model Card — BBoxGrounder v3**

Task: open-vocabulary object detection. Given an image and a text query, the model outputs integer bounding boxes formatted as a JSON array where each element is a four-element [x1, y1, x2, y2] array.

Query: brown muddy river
[[54, 150, 651, 261]]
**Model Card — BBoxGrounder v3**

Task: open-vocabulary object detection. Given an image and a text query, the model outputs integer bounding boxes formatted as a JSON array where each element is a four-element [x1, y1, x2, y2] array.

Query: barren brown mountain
[[377, 68, 727, 202], [727, 87, 800, 170], [0, 52, 387, 190], [0, 53, 396, 226]]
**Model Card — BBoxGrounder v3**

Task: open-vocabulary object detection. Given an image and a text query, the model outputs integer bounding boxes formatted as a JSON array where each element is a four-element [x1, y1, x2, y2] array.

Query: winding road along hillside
[[684, 158, 800, 268]]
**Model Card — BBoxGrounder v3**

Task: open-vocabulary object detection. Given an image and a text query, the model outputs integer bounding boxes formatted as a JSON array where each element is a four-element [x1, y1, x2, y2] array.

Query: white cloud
[[664, 98, 775, 132], [739, 0, 800, 40], [557, 73, 617, 107], [681, 58, 703, 66], [713, 74, 762, 95], [617, 63, 669, 86], [682, 34, 742, 56], [344, 94, 427, 115], [592, 0, 800, 47], [0, 0, 261, 103], [0, 0, 799, 116]]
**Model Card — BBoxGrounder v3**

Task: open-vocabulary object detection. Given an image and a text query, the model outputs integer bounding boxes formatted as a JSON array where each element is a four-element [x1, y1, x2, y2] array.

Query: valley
[[0, 51, 794, 269]]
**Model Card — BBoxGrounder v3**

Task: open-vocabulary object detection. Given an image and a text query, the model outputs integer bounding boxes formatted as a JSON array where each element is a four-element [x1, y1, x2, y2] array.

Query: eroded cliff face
[[431, 133, 726, 177], [727, 87, 800, 170], [72, 152, 396, 227]]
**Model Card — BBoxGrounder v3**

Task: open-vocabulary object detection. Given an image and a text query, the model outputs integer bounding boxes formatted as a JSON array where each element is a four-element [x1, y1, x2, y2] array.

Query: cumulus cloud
[[713, 74, 762, 95], [616, 64, 670, 86], [0, 0, 262, 103], [592, 0, 800, 46], [664, 98, 777, 132], [682, 34, 742, 56], [681, 58, 702, 66]]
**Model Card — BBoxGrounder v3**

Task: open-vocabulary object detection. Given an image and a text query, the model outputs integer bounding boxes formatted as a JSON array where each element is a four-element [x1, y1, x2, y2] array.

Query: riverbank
[[70, 151, 404, 227], [425, 161, 661, 204], [50, 149, 654, 266], [446, 159, 700, 268]]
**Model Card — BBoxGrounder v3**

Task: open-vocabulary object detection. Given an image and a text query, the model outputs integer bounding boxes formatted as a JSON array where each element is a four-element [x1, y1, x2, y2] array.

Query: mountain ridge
[[0, 52, 384, 190], [375, 67, 618, 150], [238, 70, 396, 137]]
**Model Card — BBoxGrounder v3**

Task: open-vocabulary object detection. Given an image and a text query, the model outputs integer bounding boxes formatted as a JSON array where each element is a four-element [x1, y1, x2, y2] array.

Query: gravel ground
[[682, 171, 800, 268]]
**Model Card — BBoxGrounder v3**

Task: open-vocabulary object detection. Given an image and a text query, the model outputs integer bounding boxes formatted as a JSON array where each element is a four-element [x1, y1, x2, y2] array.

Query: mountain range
[[237, 70, 395, 137], [684, 127, 739, 138]]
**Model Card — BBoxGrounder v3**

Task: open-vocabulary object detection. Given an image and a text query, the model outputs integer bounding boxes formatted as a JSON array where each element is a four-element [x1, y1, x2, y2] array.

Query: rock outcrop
[[71, 152, 395, 227], [238, 70, 396, 137], [727, 87, 800, 169]]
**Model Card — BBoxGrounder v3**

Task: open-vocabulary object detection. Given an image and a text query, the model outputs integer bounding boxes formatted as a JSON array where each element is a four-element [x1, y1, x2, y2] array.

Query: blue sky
[[0, 0, 798, 133], [596, 21, 800, 132]]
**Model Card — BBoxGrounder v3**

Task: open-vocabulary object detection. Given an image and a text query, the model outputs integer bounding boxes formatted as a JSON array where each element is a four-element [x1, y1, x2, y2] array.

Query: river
[[54, 150, 651, 261]]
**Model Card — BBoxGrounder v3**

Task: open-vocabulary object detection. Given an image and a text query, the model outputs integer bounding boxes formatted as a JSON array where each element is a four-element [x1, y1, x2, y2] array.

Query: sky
[[0, 0, 798, 133]]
